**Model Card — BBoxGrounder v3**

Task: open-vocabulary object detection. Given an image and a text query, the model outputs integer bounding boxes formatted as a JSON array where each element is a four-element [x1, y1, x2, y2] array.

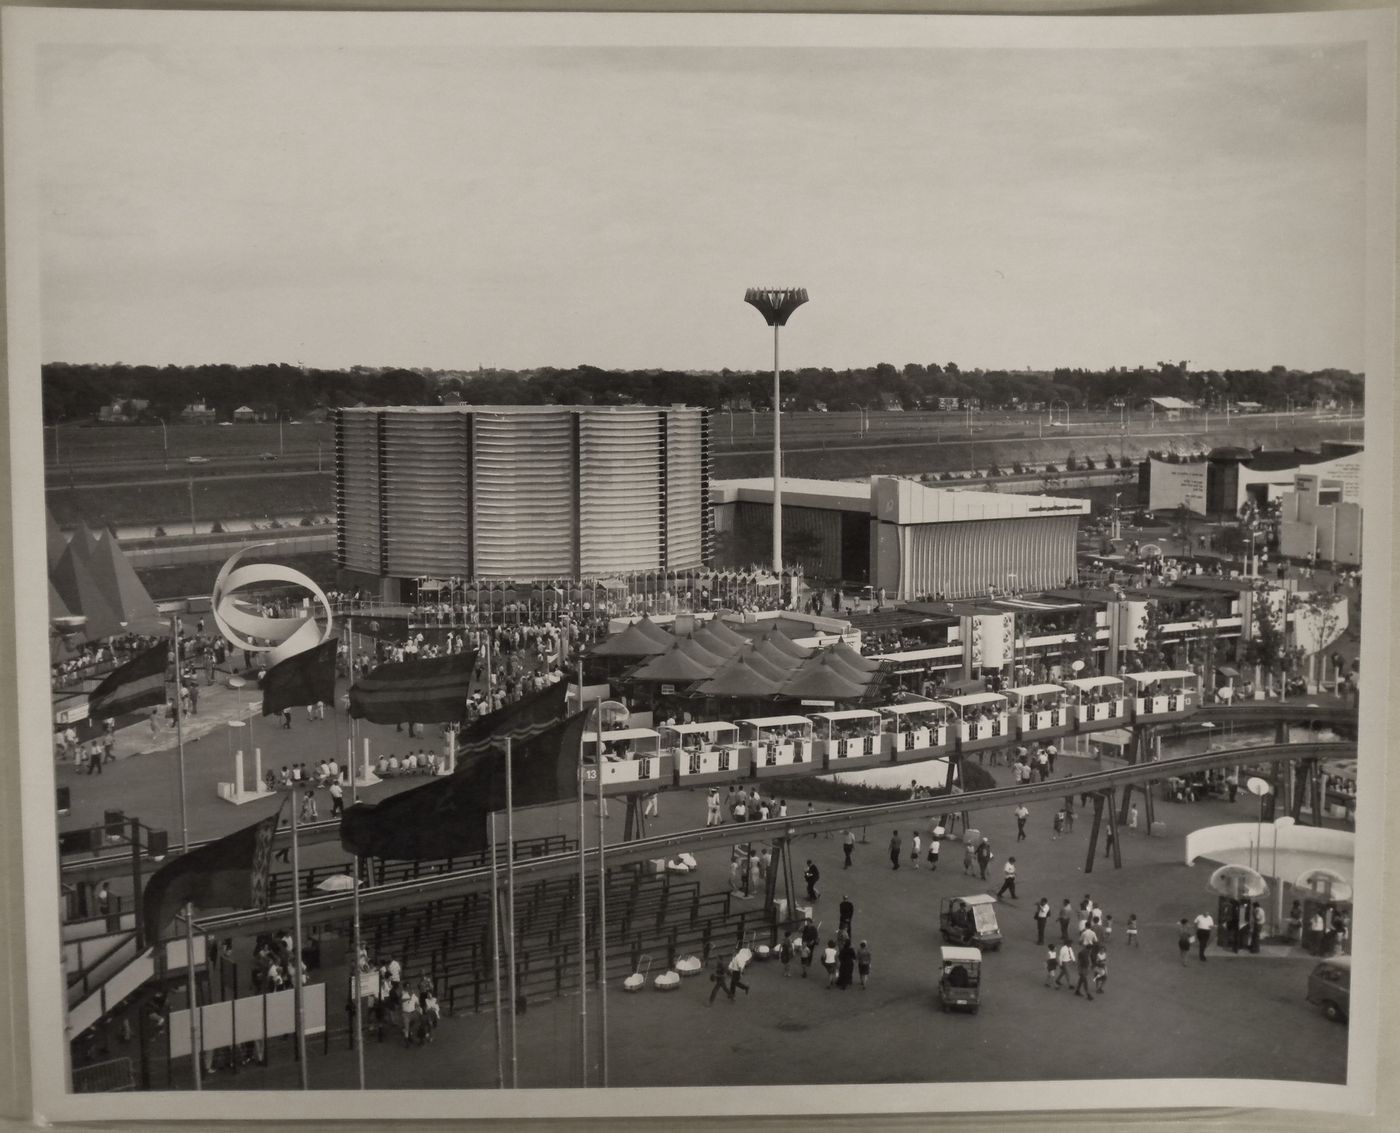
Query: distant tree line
[[41, 359, 1363, 424]]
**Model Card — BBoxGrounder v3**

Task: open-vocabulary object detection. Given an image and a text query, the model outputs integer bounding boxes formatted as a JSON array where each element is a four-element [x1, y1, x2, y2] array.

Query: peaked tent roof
[[748, 639, 806, 673], [632, 615, 678, 647], [777, 667, 867, 701], [49, 543, 128, 640], [49, 581, 73, 621], [46, 512, 69, 570], [687, 625, 745, 660], [69, 524, 101, 563], [84, 528, 162, 630], [733, 646, 797, 685], [828, 640, 880, 672], [591, 622, 672, 658], [798, 649, 872, 686], [694, 656, 782, 698], [755, 627, 814, 659], [699, 618, 750, 648], [627, 644, 723, 683], [674, 636, 732, 669]]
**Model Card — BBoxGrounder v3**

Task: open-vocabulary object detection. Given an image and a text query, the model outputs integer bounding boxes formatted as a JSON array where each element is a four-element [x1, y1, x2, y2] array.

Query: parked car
[[259, 452, 277, 461], [186, 455, 210, 464], [1306, 956, 1350, 1022]]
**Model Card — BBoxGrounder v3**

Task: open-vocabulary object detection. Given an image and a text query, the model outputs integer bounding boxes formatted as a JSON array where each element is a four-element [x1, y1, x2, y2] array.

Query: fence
[[72, 1056, 135, 1093]]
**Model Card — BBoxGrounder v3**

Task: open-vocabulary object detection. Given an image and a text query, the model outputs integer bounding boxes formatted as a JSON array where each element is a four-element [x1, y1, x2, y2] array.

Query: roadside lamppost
[[154, 416, 168, 470], [744, 287, 809, 577]]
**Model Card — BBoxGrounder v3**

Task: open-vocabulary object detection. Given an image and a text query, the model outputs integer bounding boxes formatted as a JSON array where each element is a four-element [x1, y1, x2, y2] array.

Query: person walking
[[778, 934, 794, 978], [1043, 944, 1059, 987], [1058, 899, 1073, 943], [1034, 898, 1051, 944], [996, 856, 1017, 901], [910, 831, 921, 870], [962, 839, 976, 876], [1194, 910, 1215, 961], [708, 955, 732, 1005], [706, 788, 722, 827], [856, 940, 872, 989], [927, 831, 941, 872], [726, 952, 751, 998], [328, 780, 344, 818], [1073, 944, 1096, 1000], [1054, 942, 1076, 988], [836, 940, 856, 990], [842, 828, 855, 868], [975, 838, 993, 881], [1052, 807, 1065, 840], [822, 939, 839, 987], [838, 895, 854, 938], [1014, 804, 1029, 842], [803, 860, 821, 901], [1092, 945, 1109, 994], [800, 918, 819, 978], [1177, 918, 1193, 966], [1126, 914, 1140, 947], [889, 830, 902, 871]]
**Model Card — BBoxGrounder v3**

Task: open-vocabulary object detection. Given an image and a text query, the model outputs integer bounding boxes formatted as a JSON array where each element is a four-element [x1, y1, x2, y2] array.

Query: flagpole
[[505, 737, 519, 1089], [290, 795, 309, 1089], [184, 903, 201, 1090], [170, 614, 201, 1091], [595, 698, 609, 1088], [577, 709, 588, 1087], [490, 811, 504, 1089], [344, 650, 366, 1092]]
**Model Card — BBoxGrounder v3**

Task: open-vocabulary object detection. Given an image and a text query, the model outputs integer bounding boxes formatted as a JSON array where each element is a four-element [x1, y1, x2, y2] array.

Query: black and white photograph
[[2, 5, 1396, 1125]]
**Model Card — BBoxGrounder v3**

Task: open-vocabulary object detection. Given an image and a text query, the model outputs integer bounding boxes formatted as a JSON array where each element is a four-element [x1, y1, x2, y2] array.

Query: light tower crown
[[744, 287, 809, 327]]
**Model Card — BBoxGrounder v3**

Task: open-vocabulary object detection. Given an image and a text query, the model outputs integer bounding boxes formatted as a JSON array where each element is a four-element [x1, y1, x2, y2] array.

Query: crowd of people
[[347, 948, 441, 1047], [51, 631, 163, 689]]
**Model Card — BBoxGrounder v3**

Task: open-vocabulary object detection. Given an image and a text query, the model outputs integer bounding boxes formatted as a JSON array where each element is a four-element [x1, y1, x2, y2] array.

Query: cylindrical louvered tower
[[335, 405, 712, 588]]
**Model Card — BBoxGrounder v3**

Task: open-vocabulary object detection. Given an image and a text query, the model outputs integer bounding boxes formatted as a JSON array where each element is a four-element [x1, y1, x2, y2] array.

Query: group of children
[[1043, 896, 1138, 1000], [355, 951, 442, 1047]]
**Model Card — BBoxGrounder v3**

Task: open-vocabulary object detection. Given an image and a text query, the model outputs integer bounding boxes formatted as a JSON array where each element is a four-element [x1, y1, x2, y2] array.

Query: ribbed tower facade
[[335, 405, 713, 582]]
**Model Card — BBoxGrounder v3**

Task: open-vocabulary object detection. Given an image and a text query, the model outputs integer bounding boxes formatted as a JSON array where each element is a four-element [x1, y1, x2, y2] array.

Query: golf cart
[[938, 946, 982, 1013], [940, 894, 1003, 951]]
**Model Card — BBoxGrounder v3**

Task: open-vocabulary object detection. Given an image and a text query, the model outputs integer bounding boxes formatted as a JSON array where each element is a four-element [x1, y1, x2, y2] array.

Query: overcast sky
[[36, 34, 1367, 373]]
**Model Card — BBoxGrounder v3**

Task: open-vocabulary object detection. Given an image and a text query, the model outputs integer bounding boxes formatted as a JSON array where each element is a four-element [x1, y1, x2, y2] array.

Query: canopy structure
[[736, 715, 813, 729], [627, 645, 722, 683], [1062, 676, 1123, 691], [675, 634, 736, 668], [632, 615, 678, 648], [695, 656, 783, 698], [809, 708, 881, 723], [49, 539, 128, 640], [777, 667, 867, 701], [880, 699, 949, 717], [1007, 683, 1066, 698], [46, 511, 69, 570], [660, 721, 740, 738], [799, 649, 871, 685], [698, 618, 750, 649], [754, 627, 813, 659], [750, 638, 806, 672], [827, 640, 880, 672], [583, 726, 662, 744], [84, 527, 162, 632], [1123, 669, 1197, 683], [688, 625, 746, 659], [591, 622, 673, 658], [942, 692, 1008, 709], [735, 648, 796, 685]]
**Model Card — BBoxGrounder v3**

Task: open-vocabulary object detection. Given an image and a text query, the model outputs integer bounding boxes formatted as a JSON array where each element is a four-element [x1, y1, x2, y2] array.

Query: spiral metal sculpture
[[210, 542, 333, 667]]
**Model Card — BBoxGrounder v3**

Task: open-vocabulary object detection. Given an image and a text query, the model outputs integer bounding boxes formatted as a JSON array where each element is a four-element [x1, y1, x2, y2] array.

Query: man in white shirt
[[329, 779, 344, 817], [1194, 911, 1215, 961]]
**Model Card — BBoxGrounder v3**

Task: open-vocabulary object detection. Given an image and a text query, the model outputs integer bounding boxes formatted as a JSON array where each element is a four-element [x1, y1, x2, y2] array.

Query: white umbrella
[[1294, 868, 1352, 903], [1209, 864, 1269, 900], [316, 874, 356, 893]]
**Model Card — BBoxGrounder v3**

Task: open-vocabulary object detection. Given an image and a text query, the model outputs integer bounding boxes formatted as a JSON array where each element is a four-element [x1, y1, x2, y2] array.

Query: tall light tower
[[744, 287, 809, 577]]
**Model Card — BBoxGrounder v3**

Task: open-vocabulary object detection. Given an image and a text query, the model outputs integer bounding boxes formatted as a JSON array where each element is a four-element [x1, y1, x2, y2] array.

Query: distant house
[[934, 397, 960, 411], [1235, 401, 1264, 414], [1148, 396, 1195, 420], [180, 400, 217, 425], [233, 405, 258, 423], [879, 392, 904, 411]]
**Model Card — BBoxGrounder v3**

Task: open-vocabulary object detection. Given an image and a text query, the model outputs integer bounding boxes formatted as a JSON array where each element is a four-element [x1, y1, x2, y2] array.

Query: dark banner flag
[[340, 710, 587, 861], [261, 637, 339, 717], [87, 641, 167, 720], [348, 652, 475, 725], [142, 800, 285, 945], [457, 680, 570, 762]]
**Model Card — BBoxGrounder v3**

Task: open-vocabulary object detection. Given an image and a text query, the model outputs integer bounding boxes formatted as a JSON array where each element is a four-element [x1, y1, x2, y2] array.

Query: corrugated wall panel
[[472, 412, 576, 578], [335, 410, 381, 574], [578, 410, 663, 575], [898, 516, 1079, 600], [381, 410, 471, 576], [665, 410, 706, 570]]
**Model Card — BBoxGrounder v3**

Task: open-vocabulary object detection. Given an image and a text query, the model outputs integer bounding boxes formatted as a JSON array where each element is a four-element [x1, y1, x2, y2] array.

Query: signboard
[[1117, 601, 1149, 651], [972, 614, 1014, 668], [801, 700, 837, 708], [1148, 459, 1208, 515]]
